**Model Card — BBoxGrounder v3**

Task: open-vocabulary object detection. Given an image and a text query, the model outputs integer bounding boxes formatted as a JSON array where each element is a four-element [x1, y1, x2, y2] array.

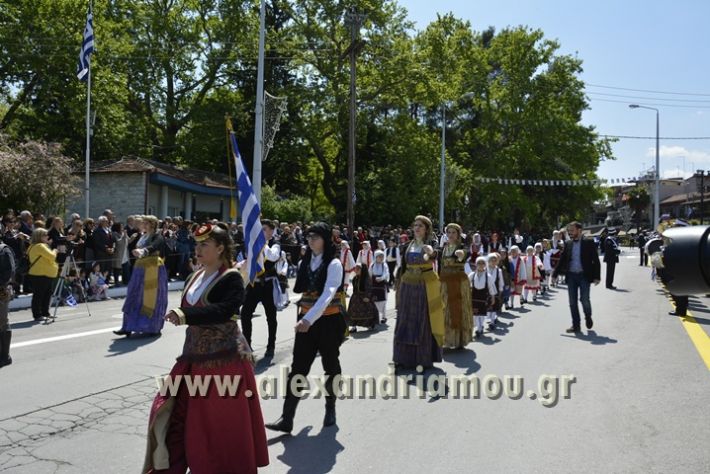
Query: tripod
[[47, 250, 92, 323]]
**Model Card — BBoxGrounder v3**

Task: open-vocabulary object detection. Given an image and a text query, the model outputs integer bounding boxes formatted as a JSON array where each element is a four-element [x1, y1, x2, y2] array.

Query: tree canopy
[[0, 0, 613, 230]]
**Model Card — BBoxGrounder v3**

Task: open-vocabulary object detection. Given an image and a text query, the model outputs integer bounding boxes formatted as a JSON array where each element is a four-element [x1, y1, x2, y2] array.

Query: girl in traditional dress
[[487, 253, 504, 329], [347, 263, 379, 331], [393, 215, 444, 369], [508, 246, 526, 308], [439, 223, 473, 349], [356, 240, 373, 268], [370, 250, 389, 324], [114, 215, 167, 338], [470, 257, 493, 338], [340, 241, 356, 292], [143, 223, 268, 474], [550, 241, 564, 286], [523, 245, 544, 302]]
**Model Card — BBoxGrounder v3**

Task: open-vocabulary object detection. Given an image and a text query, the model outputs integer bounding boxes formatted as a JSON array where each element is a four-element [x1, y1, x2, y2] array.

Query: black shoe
[[668, 311, 687, 316], [585, 317, 593, 329], [0, 330, 12, 367], [566, 326, 581, 333], [380, 318, 387, 324], [324, 401, 336, 427], [264, 347, 275, 357], [113, 329, 130, 336], [606, 285, 617, 290], [265, 416, 293, 433], [350, 327, 357, 333]]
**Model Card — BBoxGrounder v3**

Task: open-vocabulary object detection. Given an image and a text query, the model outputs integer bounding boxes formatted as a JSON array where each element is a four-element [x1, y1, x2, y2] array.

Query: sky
[[396, 0, 710, 181]]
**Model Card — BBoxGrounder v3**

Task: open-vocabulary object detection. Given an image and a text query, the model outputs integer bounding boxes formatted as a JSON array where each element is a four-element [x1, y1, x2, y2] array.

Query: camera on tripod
[[659, 225, 710, 295]]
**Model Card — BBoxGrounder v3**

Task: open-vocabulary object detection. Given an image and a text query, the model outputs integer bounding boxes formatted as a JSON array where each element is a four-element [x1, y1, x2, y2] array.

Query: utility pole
[[344, 8, 366, 233]]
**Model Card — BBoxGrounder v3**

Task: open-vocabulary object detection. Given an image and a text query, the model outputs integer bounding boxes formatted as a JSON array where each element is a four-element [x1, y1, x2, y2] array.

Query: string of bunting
[[474, 177, 643, 186]]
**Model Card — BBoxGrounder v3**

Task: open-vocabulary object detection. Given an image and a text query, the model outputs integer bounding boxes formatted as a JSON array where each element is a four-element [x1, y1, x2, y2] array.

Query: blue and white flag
[[229, 131, 266, 284], [77, 8, 94, 81]]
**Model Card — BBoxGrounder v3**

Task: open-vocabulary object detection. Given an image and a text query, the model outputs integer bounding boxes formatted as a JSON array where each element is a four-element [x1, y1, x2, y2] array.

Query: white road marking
[[11, 327, 120, 349]]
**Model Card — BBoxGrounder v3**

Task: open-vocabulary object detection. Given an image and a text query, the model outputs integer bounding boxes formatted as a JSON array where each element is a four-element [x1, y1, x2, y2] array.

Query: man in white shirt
[[266, 222, 345, 433]]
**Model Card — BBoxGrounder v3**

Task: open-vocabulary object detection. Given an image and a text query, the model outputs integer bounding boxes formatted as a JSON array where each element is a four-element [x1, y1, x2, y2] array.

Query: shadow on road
[[442, 347, 481, 375], [10, 319, 45, 329], [106, 334, 161, 356], [269, 425, 344, 474], [560, 330, 618, 345]]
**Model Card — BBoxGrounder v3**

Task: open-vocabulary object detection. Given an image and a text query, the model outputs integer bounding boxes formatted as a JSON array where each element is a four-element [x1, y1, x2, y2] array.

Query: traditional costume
[[340, 241, 356, 290], [470, 257, 494, 338], [508, 246, 526, 308], [487, 255, 504, 328], [439, 239, 473, 349], [393, 240, 444, 368], [356, 241, 373, 269], [142, 260, 268, 473], [347, 264, 379, 330], [523, 246, 543, 302], [385, 241, 400, 287], [118, 229, 167, 336], [240, 234, 280, 355], [266, 222, 346, 433], [369, 250, 389, 323]]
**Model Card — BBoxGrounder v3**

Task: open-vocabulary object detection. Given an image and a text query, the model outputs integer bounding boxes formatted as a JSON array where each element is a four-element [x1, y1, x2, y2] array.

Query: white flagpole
[[85, 59, 91, 219], [252, 0, 266, 205]]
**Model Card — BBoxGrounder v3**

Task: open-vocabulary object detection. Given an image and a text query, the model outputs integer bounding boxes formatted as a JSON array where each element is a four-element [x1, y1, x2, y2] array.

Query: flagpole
[[85, 61, 91, 219], [252, 0, 266, 205]]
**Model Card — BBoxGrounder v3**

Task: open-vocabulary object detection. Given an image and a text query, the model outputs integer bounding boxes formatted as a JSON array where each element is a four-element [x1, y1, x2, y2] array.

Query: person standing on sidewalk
[[552, 222, 601, 333], [0, 241, 16, 367]]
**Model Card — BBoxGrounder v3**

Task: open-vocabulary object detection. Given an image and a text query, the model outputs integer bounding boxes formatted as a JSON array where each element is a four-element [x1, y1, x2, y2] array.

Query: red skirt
[[143, 357, 269, 474]]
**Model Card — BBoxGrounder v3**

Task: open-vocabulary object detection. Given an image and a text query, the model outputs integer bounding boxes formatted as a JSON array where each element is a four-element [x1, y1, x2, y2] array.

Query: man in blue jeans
[[552, 221, 601, 333]]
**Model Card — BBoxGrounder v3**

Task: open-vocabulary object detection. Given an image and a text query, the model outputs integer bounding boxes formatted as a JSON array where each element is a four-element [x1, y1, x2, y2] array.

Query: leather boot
[[0, 330, 12, 367], [323, 397, 336, 427], [265, 396, 299, 433]]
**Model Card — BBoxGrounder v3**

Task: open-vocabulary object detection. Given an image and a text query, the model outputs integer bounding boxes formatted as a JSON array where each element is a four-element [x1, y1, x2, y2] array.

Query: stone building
[[67, 157, 236, 222]]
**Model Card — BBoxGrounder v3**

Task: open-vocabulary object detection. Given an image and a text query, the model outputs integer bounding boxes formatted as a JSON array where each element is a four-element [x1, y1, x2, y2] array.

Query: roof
[[660, 191, 710, 206], [86, 157, 233, 190]]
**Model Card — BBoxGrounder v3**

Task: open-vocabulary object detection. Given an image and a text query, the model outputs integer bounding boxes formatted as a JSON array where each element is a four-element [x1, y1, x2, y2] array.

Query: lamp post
[[629, 104, 660, 227], [697, 170, 706, 225], [439, 92, 475, 231]]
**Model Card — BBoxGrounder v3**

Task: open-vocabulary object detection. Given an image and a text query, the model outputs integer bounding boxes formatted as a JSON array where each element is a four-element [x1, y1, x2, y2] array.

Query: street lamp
[[629, 104, 660, 228], [440, 92, 475, 231], [696, 170, 707, 225]]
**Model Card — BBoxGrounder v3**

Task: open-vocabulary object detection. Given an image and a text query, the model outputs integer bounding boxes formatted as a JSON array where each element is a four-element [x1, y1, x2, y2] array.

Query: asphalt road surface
[[1, 248, 708, 473]]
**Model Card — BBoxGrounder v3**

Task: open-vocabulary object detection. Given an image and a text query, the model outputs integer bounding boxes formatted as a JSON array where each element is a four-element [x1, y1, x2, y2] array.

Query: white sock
[[490, 311, 497, 323], [524, 289, 529, 300], [475, 315, 485, 332]]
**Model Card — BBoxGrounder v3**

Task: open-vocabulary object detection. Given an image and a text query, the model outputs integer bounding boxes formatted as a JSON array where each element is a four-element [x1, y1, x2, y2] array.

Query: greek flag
[[229, 131, 266, 284], [77, 9, 94, 81]]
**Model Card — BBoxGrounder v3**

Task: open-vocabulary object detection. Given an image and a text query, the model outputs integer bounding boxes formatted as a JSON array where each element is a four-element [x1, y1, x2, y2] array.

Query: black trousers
[[240, 280, 278, 349], [30, 275, 54, 318], [386, 261, 396, 286], [605, 261, 616, 288], [639, 248, 646, 266], [671, 294, 689, 315], [285, 312, 346, 401]]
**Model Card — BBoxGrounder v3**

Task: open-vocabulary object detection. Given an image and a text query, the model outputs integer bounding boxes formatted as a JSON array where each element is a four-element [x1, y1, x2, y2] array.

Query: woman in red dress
[[143, 223, 269, 474]]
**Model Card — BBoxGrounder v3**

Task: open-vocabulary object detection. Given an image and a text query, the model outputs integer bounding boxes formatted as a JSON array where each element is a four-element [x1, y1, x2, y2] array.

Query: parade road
[[1, 249, 709, 473]]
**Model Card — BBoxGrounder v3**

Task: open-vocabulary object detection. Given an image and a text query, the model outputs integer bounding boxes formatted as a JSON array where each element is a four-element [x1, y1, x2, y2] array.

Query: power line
[[587, 91, 710, 104], [588, 97, 710, 109], [586, 83, 710, 97], [601, 134, 710, 140]]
